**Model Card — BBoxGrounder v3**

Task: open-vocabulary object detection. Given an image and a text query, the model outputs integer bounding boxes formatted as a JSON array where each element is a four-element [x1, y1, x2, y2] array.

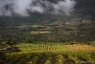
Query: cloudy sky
[[0, 0, 76, 16]]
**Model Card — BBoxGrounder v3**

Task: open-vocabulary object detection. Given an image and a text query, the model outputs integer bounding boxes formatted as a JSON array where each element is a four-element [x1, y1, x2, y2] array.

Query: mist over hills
[[0, 0, 95, 28], [0, 0, 95, 26], [0, 0, 76, 16]]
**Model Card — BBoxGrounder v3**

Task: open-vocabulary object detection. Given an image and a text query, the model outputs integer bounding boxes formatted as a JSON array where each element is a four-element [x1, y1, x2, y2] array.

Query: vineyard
[[1, 43, 95, 64]]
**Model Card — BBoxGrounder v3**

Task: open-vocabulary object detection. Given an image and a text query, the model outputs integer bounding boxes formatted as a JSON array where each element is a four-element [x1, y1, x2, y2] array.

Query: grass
[[3, 42, 95, 64], [66, 44, 95, 51], [14, 43, 68, 53]]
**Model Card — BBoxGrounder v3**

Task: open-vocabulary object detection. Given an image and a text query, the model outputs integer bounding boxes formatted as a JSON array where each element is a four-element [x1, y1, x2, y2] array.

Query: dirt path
[[63, 55, 75, 64], [36, 54, 47, 64], [14, 56, 25, 64], [51, 54, 57, 64]]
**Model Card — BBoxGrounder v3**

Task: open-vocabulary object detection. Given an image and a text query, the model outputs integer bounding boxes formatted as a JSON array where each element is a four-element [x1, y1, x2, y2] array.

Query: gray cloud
[[0, 0, 76, 16], [52, 0, 76, 15]]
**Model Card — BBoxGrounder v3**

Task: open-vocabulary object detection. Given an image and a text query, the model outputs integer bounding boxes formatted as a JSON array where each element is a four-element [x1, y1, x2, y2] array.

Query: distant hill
[[0, 0, 95, 26]]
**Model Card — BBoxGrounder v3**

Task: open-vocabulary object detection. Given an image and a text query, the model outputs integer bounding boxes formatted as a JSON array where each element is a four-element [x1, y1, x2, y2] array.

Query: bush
[[6, 40, 17, 45], [91, 41, 95, 46]]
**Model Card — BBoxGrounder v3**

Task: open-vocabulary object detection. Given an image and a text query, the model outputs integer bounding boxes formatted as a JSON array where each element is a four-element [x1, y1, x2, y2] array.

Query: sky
[[0, 0, 76, 16]]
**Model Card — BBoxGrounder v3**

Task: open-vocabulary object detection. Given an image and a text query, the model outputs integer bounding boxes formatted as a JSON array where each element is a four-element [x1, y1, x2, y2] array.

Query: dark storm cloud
[[0, 0, 76, 16]]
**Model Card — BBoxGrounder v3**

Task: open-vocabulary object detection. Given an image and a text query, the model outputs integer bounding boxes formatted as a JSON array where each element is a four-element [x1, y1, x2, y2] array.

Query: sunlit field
[[14, 43, 68, 53], [66, 44, 95, 51], [2, 43, 95, 64]]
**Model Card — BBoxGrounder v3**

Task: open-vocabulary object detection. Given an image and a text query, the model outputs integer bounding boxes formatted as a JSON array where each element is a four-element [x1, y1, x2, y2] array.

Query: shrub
[[91, 41, 95, 46]]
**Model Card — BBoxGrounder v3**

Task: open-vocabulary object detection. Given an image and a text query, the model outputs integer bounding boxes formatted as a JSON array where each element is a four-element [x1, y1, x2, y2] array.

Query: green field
[[1, 43, 95, 64]]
